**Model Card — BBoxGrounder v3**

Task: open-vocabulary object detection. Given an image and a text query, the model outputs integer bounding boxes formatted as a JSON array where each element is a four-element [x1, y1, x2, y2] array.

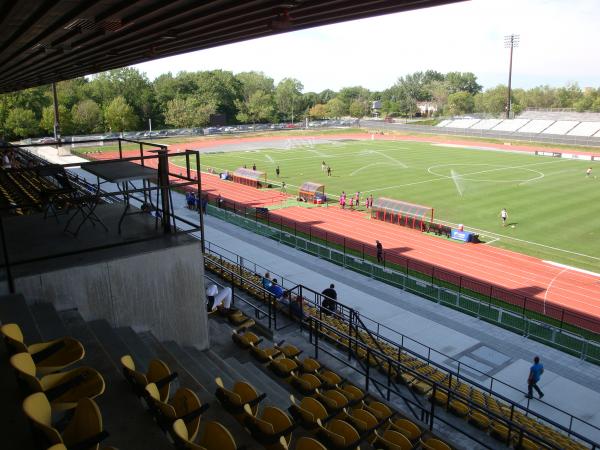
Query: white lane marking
[[542, 261, 600, 278], [543, 268, 569, 314], [350, 162, 388, 176]]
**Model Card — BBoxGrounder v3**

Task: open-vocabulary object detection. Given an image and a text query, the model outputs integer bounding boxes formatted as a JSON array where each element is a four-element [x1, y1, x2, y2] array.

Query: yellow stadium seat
[[316, 369, 344, 388], [373, 428, 413, 450], [23, 393, 108, 450], [316, 418, 361, 450], [120, 354, 176, 401], [338, 384, 366, 406], [342, 407, 379, 439], [275, 343, 303, 359], [297, 357, 321, 374], [468, 410, 491, 431], [243, 404, 295, 450], [294, 436, 328, 450], [2, 323, 84, 374], [11, 352, 105, 411], [250, 342, 283, 363], [269, 357, 298, 379], [363, 400, 394, 421], [290, 372, 322, 395], [421, 438, 451, 450], [388, 417, 422, 442], [215, 376, 265, 421], [172, 419, 237, 450], [314, 388, 350, 414], [231, 329, 260, 349], [145, 383, 208, 439], [288, 395, 329, 430]]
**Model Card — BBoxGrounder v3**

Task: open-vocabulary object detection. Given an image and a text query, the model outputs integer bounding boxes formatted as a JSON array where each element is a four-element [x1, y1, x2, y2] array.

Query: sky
[[133, 0, 600, 93]]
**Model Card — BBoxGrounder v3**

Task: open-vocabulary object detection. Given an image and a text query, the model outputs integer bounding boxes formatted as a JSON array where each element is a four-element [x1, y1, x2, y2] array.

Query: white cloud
[[133, 0, 600, 92]]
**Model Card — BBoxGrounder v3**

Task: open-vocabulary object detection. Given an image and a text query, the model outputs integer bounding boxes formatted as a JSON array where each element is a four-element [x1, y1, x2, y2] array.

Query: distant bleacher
[[436, 110, 600, 139]]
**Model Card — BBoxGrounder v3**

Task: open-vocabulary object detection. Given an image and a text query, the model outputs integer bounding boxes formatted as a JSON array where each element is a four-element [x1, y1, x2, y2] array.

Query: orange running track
[[87, 135, 600, 332], [267, 206, 600, 332]]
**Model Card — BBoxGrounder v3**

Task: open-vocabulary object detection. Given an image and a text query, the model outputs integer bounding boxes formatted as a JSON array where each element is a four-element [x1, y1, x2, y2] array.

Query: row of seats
[[203, 253, 589, 450], [120, 353, 238, 450], [230, 323, 452, 450], [1, 322, 114, 450]]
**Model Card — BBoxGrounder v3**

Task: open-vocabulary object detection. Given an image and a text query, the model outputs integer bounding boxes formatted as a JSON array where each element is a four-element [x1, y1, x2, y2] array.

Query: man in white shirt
[[500, 208, 507, 227], [2, 152, 11, 169], [205, 283, 232, 312]]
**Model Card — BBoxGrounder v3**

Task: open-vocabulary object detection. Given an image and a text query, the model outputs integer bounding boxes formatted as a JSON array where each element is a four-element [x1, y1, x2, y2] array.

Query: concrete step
[[87, 319, 132, 370], [28, 302, 69, 340], [0, 294, 41, 342], [184, 345, 236, 388], [58, 310, 171, 450], [115, 326, 156, 373], [161, 341, 214, 396], [225, 357, 291, 410]]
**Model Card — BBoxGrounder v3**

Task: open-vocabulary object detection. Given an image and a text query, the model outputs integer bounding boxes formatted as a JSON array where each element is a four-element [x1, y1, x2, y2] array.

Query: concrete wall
[[14, 242, 209, 349]]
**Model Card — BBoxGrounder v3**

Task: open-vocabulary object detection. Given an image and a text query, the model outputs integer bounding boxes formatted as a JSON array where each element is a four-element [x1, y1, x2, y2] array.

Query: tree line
[[1, 67, 599, 139]]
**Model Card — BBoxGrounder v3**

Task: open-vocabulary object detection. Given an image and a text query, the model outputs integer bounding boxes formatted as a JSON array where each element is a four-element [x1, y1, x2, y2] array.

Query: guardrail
[[201, 235, 600, 447], [204, 200, 600, 363]]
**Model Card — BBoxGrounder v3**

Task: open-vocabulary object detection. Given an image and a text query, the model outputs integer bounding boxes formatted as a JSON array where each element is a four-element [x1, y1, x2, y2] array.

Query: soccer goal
[[371, 197, 434, 231]]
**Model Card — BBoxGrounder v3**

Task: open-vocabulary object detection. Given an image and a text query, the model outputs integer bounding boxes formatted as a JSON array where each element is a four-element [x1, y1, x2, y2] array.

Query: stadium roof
[[0, 0, 463, 93]]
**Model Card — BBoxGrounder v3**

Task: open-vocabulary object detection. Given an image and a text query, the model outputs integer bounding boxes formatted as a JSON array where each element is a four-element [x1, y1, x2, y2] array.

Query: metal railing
[[200, 237, 600, 447], [204, 201, 600, 362]]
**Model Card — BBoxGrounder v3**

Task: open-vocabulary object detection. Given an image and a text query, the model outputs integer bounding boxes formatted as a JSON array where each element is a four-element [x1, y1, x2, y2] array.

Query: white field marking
[[372, 151, 408, 168], [450, 169, 465, 196], [433, 218, 600, 262], [542, 261, 600, 278], [364, 159, 565, 194], [483, 237, 500, 245], [308, 148, 331, 158], [350, 162, 388, 176], [265, 154, 274, 163], [429, 163, 545, 184], [543, 268, 569, 314]]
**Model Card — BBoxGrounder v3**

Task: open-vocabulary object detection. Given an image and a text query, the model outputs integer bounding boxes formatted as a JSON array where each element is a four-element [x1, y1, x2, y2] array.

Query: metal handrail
[[201, 242, 600, 444]]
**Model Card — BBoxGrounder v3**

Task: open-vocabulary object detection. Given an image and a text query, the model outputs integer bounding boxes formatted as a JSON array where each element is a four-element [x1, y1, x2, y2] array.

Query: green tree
[[164, 97, 216, 128], [473, 85, 507, 115], [553, 83, 583, 108], [348, 100, 370, 118], [308, 104, 328, 119], [235, 90, 274, 124], [194, 70, 243, 122], [236, 71, 274, 99], [445, 72, 482, 95], [326, 98, 345, 118], [6, 108, 39, 138], [71, 99, 102, 134], [40, 105, 73, 136], [318, 89, 336, 104], [275, 78, 303, 122], [446, 91, 474, 115], [104, 96, 137, 132]]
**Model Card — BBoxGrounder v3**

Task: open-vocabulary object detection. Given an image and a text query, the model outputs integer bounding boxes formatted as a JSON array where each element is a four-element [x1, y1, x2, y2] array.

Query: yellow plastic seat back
[[1, 323, 28, 353], [121, 355, 149, 391], [296, 437, 327, 450], [11, 352, 44, 392], [147, 358, 173, 401], [301, 397, 328, 422], [172, 419, 203, 450], [198, 421, 237, 450], [61, 397, 103, 449], [379, 429, 412, 450], [23, 392, 62, 445], [422, 438, 452, 450]]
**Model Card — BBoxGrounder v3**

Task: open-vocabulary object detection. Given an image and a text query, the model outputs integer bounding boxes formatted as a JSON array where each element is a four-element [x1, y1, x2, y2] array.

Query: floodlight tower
[[504, 34, 520, 119]]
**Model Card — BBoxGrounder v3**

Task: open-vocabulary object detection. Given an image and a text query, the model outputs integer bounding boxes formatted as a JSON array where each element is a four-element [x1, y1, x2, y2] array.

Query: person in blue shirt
[[262, 272, 272, 290], [526, 356, 544, 399], [269, 278, 284, 300]]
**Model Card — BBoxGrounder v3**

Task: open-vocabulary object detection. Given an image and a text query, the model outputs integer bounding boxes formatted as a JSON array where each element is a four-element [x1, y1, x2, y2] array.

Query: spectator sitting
[[262, 272, 272, 290], [269, 278, 284, 300], [321, 283, 338, 315], [206, 283, 232, 313]]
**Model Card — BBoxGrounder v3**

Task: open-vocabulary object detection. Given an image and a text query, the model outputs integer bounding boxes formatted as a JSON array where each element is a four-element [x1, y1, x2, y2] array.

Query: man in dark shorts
[[252, 163, 256, 171], [327, 166, 331, 176], [276, 165, 280, 177], [376, 240, 383, 263], [321, 283, 337, 315], [526, 356, 544, 399]]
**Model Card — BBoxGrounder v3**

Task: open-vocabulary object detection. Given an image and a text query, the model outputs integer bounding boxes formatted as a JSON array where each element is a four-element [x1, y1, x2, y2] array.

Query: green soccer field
[[174, 139, 600, 272]]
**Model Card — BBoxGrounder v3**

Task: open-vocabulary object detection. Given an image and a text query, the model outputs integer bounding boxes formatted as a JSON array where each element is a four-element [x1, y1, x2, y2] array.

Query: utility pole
[[504, 34, 519, 119]]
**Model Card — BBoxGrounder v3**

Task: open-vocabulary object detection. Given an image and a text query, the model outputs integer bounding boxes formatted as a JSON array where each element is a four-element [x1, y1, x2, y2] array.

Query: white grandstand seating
[[447, 118, 480, 129], [519, 110, 600, 122], [567, 122, 600, 137], [541, 120, 579, 135], [470, 119, 503, 130], [490, 119, 530, 132], [436, 119, 452, 127], [516, 119, 555, 134]]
